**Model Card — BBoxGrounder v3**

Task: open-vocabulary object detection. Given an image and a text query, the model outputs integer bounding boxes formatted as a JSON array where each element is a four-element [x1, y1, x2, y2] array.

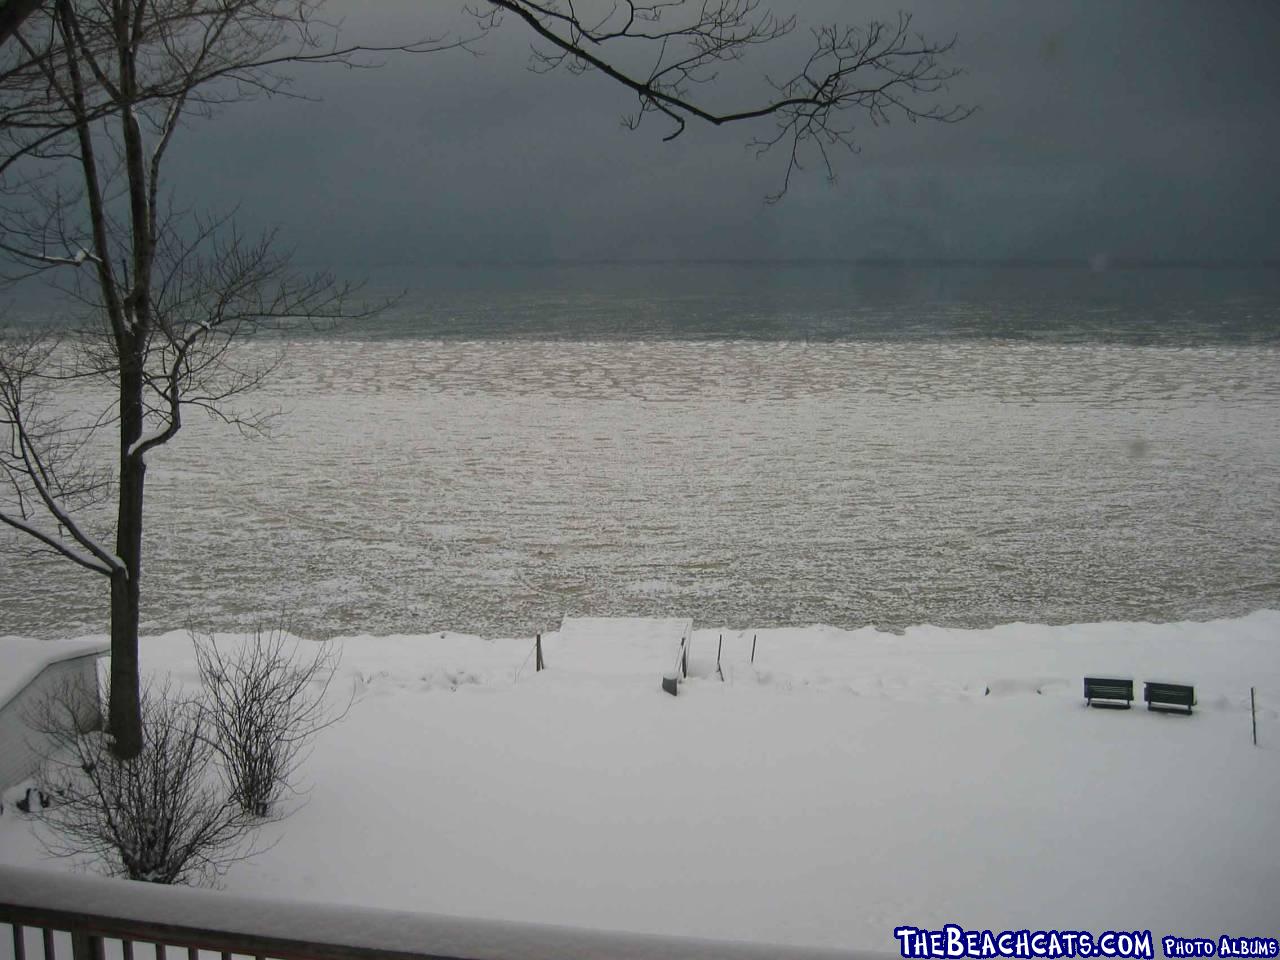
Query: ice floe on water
[[2, 338, 1278, 639]]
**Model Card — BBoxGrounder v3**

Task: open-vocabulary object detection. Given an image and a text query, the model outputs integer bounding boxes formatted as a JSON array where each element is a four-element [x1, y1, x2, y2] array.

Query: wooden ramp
[[546, 617, 693, 679]]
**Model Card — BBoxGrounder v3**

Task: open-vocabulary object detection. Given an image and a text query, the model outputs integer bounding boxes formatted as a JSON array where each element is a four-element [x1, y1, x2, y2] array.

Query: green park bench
[[1143, 681, 1195, 715], [1083, 676, 1133, 709]]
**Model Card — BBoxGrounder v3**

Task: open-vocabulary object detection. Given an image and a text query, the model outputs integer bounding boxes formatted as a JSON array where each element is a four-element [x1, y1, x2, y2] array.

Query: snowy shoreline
[[3, 610, 1278, 953]]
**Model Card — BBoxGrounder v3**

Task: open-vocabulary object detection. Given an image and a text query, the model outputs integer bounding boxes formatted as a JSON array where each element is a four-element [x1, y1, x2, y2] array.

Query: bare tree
[[194, 626, 345, 818], [0, 1, 457, 759], [32, 678, 259, 885], [474, 1, 972, 200], [2, 0, 968, 760]]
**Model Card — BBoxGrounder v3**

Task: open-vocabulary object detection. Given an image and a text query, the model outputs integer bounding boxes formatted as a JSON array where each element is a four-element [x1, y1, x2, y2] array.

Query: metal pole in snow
[[536, 633, 544, 672], [1252, 687, 1257, 746], [751, 634, 757, 664]]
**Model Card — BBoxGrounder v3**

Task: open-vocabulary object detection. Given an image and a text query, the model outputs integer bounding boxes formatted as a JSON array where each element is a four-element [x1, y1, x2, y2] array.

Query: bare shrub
[[34, 679, 256, 885], [194, 627, 344, 818]]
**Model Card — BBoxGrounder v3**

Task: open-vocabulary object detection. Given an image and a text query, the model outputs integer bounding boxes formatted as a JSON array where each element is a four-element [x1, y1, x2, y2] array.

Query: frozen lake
[[3, 334, 1278, 639]]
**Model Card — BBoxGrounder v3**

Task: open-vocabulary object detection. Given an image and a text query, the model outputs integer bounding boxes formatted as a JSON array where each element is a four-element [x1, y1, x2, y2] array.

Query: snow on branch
[[0, 509, 119, 576], [0, 335, 123, 577]]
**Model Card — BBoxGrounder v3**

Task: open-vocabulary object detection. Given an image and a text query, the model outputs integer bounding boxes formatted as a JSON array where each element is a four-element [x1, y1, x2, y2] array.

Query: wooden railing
[[0, 865, 876, 960]]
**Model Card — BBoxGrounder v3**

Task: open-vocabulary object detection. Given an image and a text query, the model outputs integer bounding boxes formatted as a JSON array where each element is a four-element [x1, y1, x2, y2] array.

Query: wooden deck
[[0, 865, 877, 960]]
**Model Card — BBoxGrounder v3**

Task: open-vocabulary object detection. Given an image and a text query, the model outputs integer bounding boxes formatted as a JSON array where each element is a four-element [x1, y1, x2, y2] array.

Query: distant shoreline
[[437, 256, 1280, 271]]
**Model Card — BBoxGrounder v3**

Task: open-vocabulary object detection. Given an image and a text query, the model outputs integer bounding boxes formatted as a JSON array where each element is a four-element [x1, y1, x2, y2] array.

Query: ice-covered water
[[3, 331, 1278, 640]]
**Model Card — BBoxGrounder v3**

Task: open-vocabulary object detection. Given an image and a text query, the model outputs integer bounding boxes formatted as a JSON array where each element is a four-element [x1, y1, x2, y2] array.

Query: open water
[[2, 263, 1278, 639]]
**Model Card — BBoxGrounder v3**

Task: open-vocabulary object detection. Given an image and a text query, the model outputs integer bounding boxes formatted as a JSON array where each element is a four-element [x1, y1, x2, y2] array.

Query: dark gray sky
[[168, 1, 1280, 272]]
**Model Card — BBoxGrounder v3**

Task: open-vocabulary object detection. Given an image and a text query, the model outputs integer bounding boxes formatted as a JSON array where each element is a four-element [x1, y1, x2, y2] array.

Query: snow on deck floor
[[1, 613, 1278, 954]]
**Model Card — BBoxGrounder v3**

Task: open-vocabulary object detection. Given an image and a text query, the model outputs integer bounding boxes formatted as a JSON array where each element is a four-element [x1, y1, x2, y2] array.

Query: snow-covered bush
[[34, 680, 255, 885], [194, 627, 343, 818], [25, 629, 343, 884]]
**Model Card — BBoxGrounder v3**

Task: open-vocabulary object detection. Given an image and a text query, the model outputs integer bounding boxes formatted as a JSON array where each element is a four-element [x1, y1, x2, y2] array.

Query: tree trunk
[[107, 563, 142, 758], [0, 0, 46, 48], [108, 355, 146, 759]]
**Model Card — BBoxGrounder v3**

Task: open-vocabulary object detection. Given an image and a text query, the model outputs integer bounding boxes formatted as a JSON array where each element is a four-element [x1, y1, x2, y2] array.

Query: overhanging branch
[[478, 1, 973, 199]]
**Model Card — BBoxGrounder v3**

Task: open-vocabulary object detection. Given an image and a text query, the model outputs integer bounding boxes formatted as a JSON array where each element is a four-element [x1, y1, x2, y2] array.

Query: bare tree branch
[[474, 1, 972, 199], [0, 331, 122, 574]]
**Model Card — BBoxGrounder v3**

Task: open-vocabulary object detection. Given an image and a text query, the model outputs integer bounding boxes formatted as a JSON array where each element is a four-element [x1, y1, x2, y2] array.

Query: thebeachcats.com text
[[894, 927, 1280, 960], [893, 925, 1155, 959], [1164, 937, 1280, 958]]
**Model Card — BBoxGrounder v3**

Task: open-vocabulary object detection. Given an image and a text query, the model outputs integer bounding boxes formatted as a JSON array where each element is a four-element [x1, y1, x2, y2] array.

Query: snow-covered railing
[[0, 865, 875, 960]]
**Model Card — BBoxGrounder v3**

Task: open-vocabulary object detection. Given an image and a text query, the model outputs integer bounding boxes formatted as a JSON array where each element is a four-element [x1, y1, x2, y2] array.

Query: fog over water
[[3, 265, 1277, 640]]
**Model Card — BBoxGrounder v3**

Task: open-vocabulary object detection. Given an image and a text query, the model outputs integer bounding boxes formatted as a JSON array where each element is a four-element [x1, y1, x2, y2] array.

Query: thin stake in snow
[[1252, 687, 1258, 746], [535, 633, 545, 672], [751, 634, 757, 664], [716, 635, 724, 682]]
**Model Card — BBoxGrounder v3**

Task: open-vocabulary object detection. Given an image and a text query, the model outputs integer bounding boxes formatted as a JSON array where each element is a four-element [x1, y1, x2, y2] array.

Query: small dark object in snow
[[662, 673, 678, 696], [16, 787, 50, 813]]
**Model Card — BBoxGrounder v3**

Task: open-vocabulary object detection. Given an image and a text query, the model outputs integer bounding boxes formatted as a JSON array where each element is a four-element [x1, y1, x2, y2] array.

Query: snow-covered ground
[[2, 613, 1278, 953]]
